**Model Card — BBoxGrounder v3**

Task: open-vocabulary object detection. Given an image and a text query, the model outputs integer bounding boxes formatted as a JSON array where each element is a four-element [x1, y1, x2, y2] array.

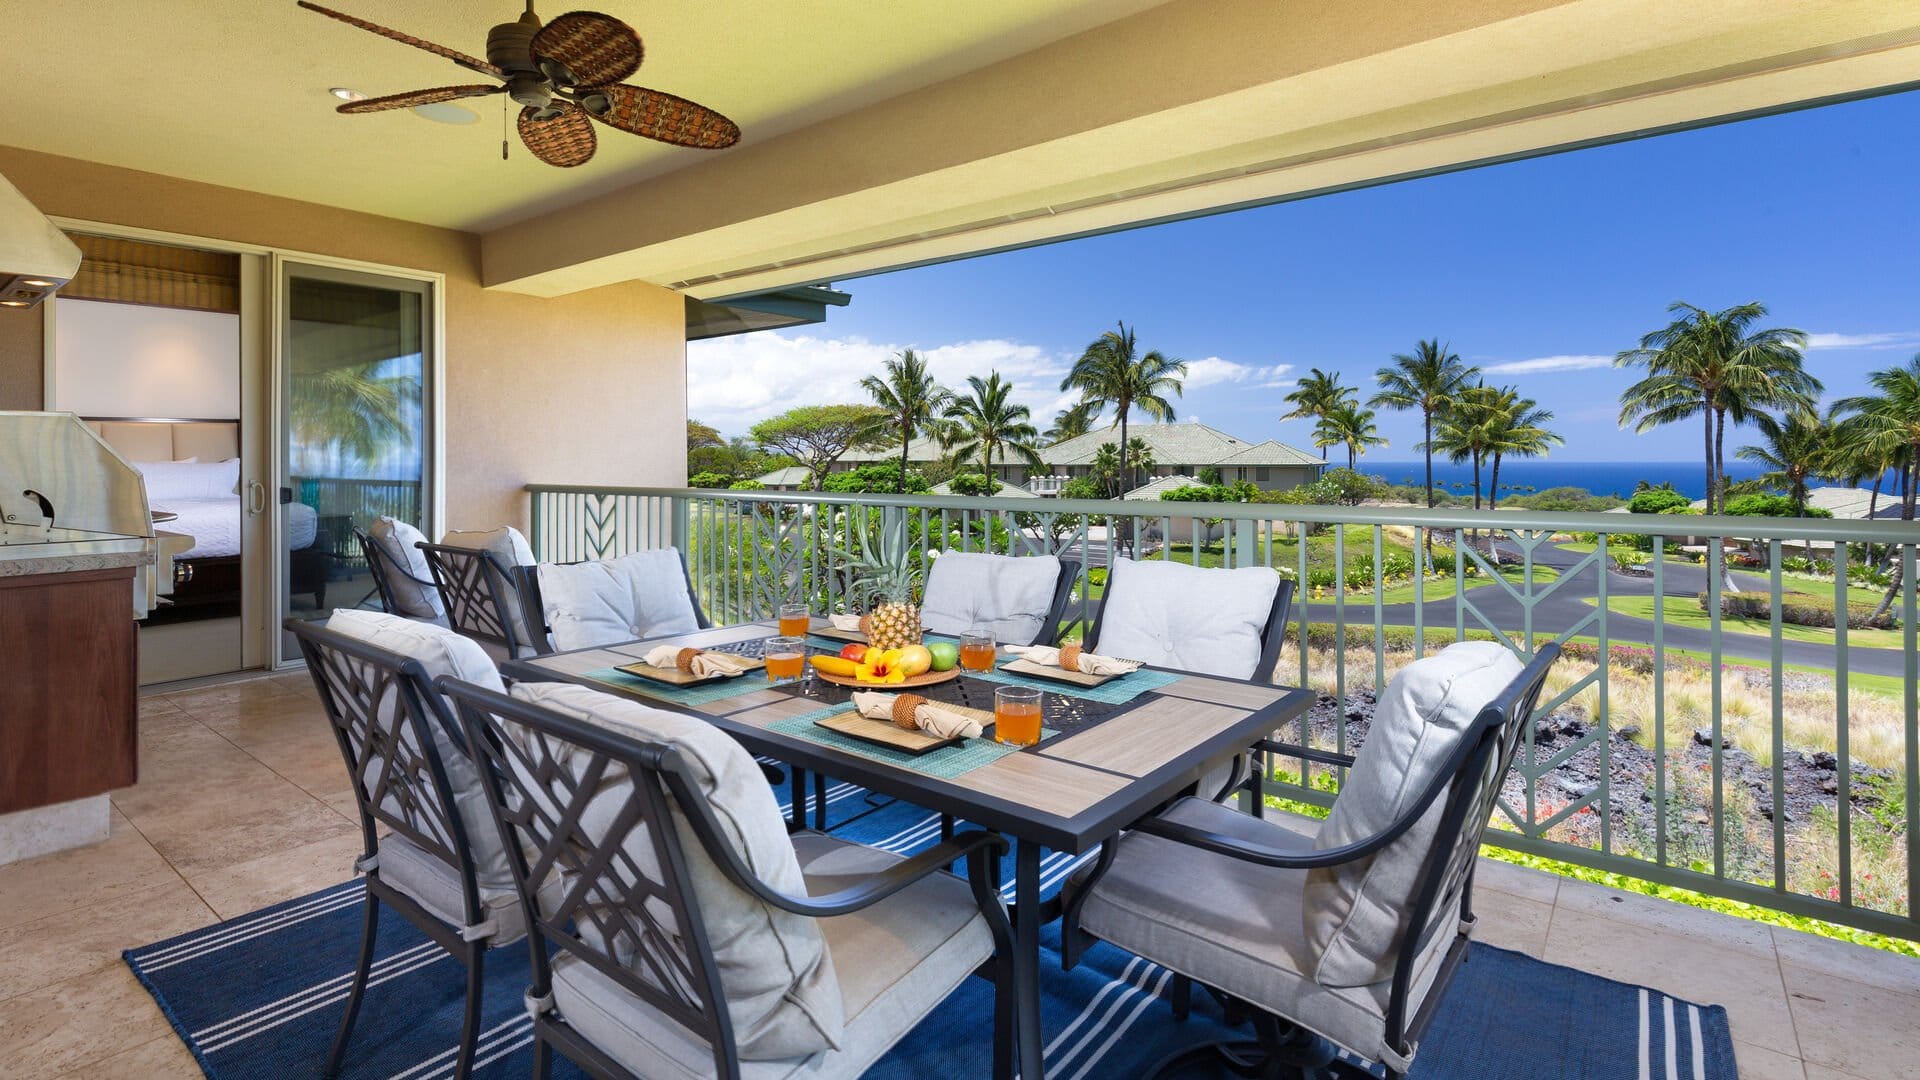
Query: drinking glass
[[765, 636, 806, 683], [959, 632, 997, 672], [993, 685, 1043, 747], [777, 602, 810, 638]]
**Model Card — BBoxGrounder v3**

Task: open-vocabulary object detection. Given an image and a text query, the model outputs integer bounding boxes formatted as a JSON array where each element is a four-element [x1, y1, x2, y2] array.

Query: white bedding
[[155, 498, 318, 559]]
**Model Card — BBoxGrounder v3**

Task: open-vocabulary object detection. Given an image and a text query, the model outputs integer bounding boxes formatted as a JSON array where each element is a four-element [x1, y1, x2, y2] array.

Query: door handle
[[247, 480, 267, 516]]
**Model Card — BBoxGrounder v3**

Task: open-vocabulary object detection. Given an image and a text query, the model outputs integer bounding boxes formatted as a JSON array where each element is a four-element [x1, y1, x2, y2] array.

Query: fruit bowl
[[812, 666, 962, 690]]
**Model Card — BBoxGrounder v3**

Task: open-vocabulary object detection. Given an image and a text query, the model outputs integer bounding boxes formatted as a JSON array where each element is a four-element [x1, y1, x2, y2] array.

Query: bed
[[85, 419, 332, 622]]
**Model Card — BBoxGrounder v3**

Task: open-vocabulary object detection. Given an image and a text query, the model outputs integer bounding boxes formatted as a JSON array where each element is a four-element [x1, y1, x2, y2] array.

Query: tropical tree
[[1838, 356, 1920, 521], [1615, 301, 1816, 514], [750, 403, 887, 490], [1280, 367, 1357, 460], [1430, 384, 1502, 510], [859, 349, 952, 483], [1735, 405, 1842, 517], [290, 361, 418, 465], [1046, 400, 1098, 445], [942, 373, 1046, 480], [1484, 391, 1562, 512], [1059, 322, 1186, 494], [1370, 340, 1478, 508], [1313, 401, 1387, 470]]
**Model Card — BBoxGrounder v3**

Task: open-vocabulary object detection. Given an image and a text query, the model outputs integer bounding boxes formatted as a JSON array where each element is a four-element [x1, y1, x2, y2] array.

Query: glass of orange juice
[[777, 602, 810, 638], [993, 686, 1043, 747], [959, 633, 997, 672], [765, 636, 806, 683]]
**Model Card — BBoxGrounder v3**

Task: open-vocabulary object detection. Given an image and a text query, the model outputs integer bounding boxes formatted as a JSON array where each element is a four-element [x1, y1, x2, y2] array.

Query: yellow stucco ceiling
[[3, 0, 1167, 232]]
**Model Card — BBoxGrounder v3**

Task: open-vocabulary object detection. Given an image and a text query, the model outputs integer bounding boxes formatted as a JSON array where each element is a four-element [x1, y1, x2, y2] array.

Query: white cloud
[[1180, 356, 1294, 390], [687, 332, 1072, 435], [1804, 331, 1920, 351], [1481, 354, 1614, 375]]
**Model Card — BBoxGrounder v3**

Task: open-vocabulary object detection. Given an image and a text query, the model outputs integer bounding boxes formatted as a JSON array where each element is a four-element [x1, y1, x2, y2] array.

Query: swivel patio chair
[[1060, 642, 1560, 1079], [354, 521, 446, 624], [288, 611, 557, 1079], [513, 547, 710, 656], [417, 540, 540, 660], [1082, 556, 1296, 805], [439, 676, 1029, 1080], [919, 552, 1080, 646]]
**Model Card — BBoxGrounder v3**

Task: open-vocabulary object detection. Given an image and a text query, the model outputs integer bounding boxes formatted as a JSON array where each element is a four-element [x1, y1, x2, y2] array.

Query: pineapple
[[838, 513, 922, 650]]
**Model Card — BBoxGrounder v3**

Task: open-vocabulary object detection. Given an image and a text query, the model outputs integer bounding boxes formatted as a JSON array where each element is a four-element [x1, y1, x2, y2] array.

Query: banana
[[807, 654, 859, 677]]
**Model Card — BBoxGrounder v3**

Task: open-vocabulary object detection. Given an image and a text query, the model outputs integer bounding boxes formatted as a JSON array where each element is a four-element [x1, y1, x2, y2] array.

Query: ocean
[[1359, 460, 1770, 500]]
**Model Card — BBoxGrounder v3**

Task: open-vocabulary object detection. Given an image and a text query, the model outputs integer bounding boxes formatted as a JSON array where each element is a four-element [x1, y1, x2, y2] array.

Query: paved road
[[1296, 541, 1912, 678]]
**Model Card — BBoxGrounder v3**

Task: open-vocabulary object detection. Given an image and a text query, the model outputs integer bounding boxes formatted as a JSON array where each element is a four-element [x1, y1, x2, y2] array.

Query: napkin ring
[[1058, 644, 1083, 672], [674, 648, 701, 674], [892, 693, 928, 730]]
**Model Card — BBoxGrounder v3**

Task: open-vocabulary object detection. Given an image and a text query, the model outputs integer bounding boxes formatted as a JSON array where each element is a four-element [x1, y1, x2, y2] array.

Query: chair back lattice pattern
[[290, 620, 473, 876], [354, 527, 402, 615], [1386, 643, 1562, 1048], [444, 681, 739, 1075], [418, 542, 523, 654]]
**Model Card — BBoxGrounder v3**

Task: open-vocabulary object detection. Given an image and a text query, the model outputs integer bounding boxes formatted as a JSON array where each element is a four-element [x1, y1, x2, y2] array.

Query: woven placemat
[[971, 662, 1182, 705], [767, 704, 1058, 780], [582, 666, 787, 708]]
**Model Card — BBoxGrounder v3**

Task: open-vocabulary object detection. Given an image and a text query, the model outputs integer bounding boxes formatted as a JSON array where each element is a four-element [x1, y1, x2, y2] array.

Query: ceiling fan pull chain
[[502, 96, 511, 161]]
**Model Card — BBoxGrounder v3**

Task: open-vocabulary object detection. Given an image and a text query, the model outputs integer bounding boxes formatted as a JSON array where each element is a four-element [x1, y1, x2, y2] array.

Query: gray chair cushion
[[440, 525, 538, 648], [919, 552, 1062, 646], [369, 516, 444, 619], [1304, 642, 1522, 987], [537, 549, 700, 652], [1093, 557, 1278, 679], [375, 831, 560, 947], [1074, 799, 1454, 1074], [549, 831, 992, 1080], [324, 610, 518, 931], [507, 682, 843, 1061]]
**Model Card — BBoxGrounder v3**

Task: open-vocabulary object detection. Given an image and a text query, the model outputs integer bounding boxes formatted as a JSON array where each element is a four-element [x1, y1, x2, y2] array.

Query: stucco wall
[[0, 147, 686, 530]]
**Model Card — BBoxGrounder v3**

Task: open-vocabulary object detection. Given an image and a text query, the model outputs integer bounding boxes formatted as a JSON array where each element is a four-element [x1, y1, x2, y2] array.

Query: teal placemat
[[971, 662, 1182, 705], [583, 667, 787, 709], [767, 704, 1057, 780]]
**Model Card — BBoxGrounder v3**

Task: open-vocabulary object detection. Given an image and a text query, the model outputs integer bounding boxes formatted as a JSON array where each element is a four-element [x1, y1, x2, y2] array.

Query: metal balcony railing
[[528, 482, 1919, 944]]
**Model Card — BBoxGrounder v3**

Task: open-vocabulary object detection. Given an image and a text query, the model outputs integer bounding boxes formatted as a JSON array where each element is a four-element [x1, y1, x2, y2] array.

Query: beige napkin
[[1005, 644, 1141, 677], [642, 645, 750, 679], [827, 613, 865, 632], [849, 691, 984, 740]]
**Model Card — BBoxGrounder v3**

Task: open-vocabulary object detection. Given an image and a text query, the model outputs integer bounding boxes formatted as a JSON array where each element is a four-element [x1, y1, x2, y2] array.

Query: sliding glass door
[[276, 262, 435, 659]]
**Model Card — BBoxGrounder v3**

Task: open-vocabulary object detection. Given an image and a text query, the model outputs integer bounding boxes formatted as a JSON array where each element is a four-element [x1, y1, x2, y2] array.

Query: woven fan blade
[[297, 1, 503, 77], [582, 84, 739, 149], [532, 11, 644, 88], [338, 85, 502, 115], [519, 104, 597, 167]]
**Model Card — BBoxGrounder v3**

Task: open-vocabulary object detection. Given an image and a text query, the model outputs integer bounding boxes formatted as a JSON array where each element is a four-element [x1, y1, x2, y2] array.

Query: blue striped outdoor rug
[[125, 784, 1737, 1079]]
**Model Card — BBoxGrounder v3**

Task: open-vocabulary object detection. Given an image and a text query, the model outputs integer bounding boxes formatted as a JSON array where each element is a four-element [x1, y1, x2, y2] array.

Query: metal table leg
[[1012, 839, 1046, 1080]]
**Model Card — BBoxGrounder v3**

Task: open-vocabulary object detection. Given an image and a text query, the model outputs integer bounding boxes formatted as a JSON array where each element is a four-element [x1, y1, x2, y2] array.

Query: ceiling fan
[[296, 1, 740, 167]]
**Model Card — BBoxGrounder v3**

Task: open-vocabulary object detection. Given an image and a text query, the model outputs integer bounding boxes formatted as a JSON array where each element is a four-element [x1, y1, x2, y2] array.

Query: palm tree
[[1313, 401, 1387, 470], [1616, 301, 1816, 514], [1370, 340, 1478, 507], [1736, 406, 1841, 517], [860, 349, 951, 484], [942, 373, 1045, 481], [1485, 392, 1562, 512], [1280, 367, 1357, 460], [1088, 438, 1155, 496], [290, 361, 418, 464], [1059, 322, 1186, 494], [1430, 384, 1502, 510], [1046, 400, 1098, 445], [1838, 356, 1920, 521]]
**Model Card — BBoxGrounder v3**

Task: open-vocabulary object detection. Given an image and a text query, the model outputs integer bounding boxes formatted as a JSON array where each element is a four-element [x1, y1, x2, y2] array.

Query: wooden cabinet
[[0, 567, 139, 814]]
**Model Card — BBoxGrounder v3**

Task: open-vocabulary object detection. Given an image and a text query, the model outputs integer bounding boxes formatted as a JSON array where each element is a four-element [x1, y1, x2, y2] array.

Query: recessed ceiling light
[[20, 279, 54, 287], [0, 301, 29, 308], [411, 102, 479, 125], [329, 87, 367, 101]]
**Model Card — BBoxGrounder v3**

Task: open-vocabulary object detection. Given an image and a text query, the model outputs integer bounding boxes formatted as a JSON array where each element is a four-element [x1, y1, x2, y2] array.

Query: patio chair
[[354, 521, 446, 624], [1059, 642, 1560, 1080], [1082, 556, 1296, 803], [287, 611, 558, 1080], [438, 677, 1025, 1080], [417, 539, 540, 660], [920, 552, 1080, 646], [513, 547, 710, 656]]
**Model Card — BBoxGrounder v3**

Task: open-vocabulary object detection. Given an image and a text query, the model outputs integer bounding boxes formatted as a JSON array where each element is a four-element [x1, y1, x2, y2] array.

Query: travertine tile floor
[[0, 671, 1914, 1079]]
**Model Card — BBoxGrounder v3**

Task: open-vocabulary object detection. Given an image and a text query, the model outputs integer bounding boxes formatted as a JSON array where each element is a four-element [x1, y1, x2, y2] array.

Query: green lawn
[[1585, 594, 1908, 650]]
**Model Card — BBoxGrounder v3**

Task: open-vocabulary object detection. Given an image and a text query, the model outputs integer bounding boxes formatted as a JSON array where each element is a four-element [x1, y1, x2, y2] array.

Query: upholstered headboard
[[84, 418, 239, 464]]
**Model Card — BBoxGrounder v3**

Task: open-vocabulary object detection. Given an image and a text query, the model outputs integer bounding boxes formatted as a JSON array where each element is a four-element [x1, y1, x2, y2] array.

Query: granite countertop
[[0, 534, 154, 578]]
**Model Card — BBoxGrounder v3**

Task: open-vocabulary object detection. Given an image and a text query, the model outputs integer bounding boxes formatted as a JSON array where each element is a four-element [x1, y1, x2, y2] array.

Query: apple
[[838, 643, 868, 663], [926, 641, 959, 672], [897, 644, 933, 677]]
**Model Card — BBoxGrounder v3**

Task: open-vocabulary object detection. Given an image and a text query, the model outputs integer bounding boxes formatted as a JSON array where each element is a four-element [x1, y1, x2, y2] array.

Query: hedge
[[1704, 590, 1894, 630]]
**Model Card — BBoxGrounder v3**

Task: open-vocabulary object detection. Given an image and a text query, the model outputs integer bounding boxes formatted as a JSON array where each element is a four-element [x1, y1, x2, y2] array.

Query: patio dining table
[[502, 619, 1315, 1080]]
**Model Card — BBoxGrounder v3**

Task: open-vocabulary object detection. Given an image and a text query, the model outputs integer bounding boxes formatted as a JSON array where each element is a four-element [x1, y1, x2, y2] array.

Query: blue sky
[[689, 89, 1920, 462]]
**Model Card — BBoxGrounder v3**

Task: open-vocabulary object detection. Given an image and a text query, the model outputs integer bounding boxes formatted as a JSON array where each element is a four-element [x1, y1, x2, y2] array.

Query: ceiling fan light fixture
[[411, 102, 480, 125], [577, 91, 611, 116], [329, 86, 367, 101]]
